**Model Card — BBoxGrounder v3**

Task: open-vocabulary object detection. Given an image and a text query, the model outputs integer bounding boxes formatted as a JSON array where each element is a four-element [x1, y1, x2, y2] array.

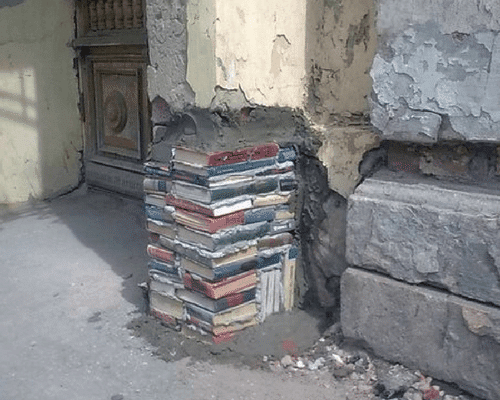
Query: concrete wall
[[0, 0, 82, 204], [371, 0, 500, 142]]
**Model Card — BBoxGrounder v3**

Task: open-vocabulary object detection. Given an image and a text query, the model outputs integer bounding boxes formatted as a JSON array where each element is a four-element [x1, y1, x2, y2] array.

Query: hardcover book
[[147, 244, 175, 264], [148, 259, 178, 276], [172, 175, 284, 205], [144, 205, 175, 223], [185, 300, 258, 326], [176, 287, 256, 313], [144, 177, 172, 193], [186, 315, 258, 336], [146, 219, 176, 239], [145, 193, 166, 208], [149, 290, 184, 320], [165, 193, 253, 217], [181, 325, 235, 345], [183, 270, 258, 299], [144, 161, 171, 177], [176, 222, 270, 252], [174, 143, 279, 167]]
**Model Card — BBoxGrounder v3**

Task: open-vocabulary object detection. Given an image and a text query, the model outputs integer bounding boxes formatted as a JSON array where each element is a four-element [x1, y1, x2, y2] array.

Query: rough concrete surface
[[341, 267, 500, 400], [0, 187, 359, 400], [346, 175, 500, 307]]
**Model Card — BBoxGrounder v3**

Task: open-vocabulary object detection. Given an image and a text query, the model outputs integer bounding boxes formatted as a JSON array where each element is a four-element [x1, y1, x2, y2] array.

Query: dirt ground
[[128, 307, 478, 400]]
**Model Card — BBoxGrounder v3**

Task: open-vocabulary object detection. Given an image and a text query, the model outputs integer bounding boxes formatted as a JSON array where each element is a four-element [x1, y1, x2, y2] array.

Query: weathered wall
[[0, 0, 82, 204], [186, 0, 307, 109], [306, 0, 377, 119], [371, 0, 500, 142]]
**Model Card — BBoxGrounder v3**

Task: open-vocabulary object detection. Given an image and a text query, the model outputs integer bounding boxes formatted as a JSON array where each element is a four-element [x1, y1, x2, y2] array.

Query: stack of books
[[143, 143, 299, 342]]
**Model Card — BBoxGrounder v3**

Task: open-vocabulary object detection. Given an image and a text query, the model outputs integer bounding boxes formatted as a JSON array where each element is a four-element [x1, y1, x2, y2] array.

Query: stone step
[[341, 267, 500, 400], [346, 175, 500, 306]]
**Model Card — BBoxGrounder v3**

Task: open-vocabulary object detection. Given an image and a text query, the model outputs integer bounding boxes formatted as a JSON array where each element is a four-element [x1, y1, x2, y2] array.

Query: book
[[172, 146, 295, 178], [149, 279, 178, 298], [180, 255, 258, 281], [269, 218, 296, 234], [252, 193, 291, 207], [176, 287, 256, 313], [147, 244, 175, 264], [173, 208, 245, 234], [149, 290, 184, 320], [172, 175, 285, 204], [181, 324, 235, 344], [257, 232, 294, 250], [283, 246, 298, 311], [144, 204, 175, 223], [148, 258, 179, 275], [144, 177, 172, 193], [145, 193, 166, 208], [257, 268, 283, 322], [146, 219, 176, 239], [144, 161, 171, 178], [174, 143, 279, 167], [167, 241, 259, 269], [148, 259, 179, 279], [183, 270, 258, 299], [176, 221, 271, 252], [186, 314, 258, 336], [150, 308, 179, 329], [165, 193, 253, 217], [185, 301, 258, 326]]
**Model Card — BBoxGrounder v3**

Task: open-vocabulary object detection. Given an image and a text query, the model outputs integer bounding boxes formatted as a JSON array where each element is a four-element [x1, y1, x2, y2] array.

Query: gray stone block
[[346, 177, 500, 306], [341, 268, 500, 400]]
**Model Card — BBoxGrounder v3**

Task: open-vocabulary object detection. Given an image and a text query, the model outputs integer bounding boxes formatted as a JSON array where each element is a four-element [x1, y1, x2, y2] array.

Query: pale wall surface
[[371, 0, 500, 142], [0, 0, 82, 203], [187, 0, 307, 108]]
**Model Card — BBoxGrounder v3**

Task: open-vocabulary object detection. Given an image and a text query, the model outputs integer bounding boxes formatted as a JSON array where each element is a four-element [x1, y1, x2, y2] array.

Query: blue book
[[244, 206, 276, 224], [277, 146, 297, 163], [148, 259, 178, 275]]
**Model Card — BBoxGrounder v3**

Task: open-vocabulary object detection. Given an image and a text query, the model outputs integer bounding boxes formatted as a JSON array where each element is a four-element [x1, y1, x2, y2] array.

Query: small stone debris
[[263, 326, 477, 400]]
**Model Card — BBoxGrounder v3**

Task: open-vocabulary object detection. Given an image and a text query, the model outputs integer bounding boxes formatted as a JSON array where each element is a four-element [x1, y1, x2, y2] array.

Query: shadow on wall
[[0, 0, 82, 204]]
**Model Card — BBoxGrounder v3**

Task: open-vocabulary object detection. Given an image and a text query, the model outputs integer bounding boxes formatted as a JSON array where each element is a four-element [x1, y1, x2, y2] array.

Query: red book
[[174, 143, 279, 167], [165, 193, 252, 218], [183, 270, 257, 299], [174, 208, 245, 233], [147, 244, 175, 263]]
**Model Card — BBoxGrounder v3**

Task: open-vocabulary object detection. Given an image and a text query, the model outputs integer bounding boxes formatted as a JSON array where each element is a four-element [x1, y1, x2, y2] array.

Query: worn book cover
[[144, 205, 175, 223], [144, 177, 172, 193], [185, 300, 258, 326], [146, 219, 176, 239], [174, 143, 279, 167], [176, 287, 256, 313], [149, 290, 184, 320], [165, 193, 253, 217], [176, 221, 270, 252], [172, 176, 282, 205], [183, 270, 258, 299], [147, 244, 175, 264], [186, 315, 258, 336]]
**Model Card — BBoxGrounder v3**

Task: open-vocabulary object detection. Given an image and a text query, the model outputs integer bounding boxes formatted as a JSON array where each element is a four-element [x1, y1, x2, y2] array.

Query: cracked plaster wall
[[186, 0, 307, 109], [0, 0, 82, 204], [371, 0, 500, 143], [306, 0, 377, 118]]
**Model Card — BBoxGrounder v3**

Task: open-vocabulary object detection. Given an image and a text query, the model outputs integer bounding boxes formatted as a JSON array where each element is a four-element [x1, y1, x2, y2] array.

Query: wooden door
[[74, 0, 149, 198]]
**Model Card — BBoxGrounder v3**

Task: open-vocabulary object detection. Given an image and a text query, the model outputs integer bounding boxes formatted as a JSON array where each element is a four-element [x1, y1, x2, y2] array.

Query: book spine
[[147, 244, 175, 263], [213, 287, 257, 312], [144, 165, 171, 177], [150, 308, 178, 328], [144, 205, 174, 222], [214, 223, 270, 249], [277, 146, 297, 163], [144, 178, 172, 193], [256, 253, 282, 269], [148, 259, 178, 275], [172, 170, 210, 187], [175, 209, 245, 233], [205, 157, 276, 177], [165, 194, 214, 217], [210, 258, 259, 280], [183, 273, 216, 298], [257, 232, 293, 249], [210, 178, 278, 203], [243, 207, 276, 224], [185, 302, 214, 324], [205, 143, 279, 166]]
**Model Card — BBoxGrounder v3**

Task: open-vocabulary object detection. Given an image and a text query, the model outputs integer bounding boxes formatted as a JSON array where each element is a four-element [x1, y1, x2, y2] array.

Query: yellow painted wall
[[0, 0, 82, 204], [187, 0, 307, 108]]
